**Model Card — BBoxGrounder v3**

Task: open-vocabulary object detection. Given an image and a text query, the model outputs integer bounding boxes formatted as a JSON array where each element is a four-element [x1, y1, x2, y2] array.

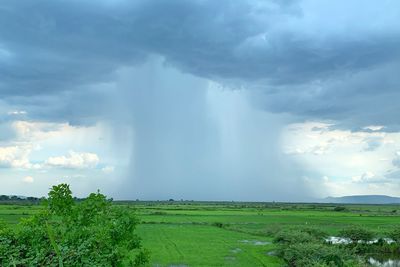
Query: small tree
[[47, 183, 74, 216]]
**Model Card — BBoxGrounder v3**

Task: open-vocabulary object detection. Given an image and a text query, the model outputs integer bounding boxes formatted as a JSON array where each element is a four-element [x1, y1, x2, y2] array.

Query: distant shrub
[[333, 206, 347, 212], [273, 227, 363, 266], [0, 184, 149, 266], [264, 225, 283, 236], [278, 243, 362, 267], [300, 227, 328, 239], [212, 222, 225, 228], [273, 229, 318, 245]]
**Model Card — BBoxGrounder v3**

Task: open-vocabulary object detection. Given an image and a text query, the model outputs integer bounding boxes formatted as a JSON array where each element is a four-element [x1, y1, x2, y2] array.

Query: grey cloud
[[385, 170, 400, 180], [392, 153, 400, 168], [0, 0, 399, 128], [0, 121, 16, 142]]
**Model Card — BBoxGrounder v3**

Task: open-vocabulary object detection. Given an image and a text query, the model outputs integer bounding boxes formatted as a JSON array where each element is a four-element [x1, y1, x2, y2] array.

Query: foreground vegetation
[[0, 184, 148, 266], [1, 193, 400, 266]]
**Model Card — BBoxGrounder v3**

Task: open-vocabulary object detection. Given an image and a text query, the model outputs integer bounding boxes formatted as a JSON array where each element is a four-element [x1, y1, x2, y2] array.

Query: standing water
[[369, 255, 400, 267]]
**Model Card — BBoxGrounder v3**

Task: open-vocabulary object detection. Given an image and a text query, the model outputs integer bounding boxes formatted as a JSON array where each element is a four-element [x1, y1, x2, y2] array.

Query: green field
[[1, 201, 400, 266]]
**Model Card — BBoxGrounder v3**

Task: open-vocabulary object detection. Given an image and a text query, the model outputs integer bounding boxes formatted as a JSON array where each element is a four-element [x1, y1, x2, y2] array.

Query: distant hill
[[323, 195, 400, 204]]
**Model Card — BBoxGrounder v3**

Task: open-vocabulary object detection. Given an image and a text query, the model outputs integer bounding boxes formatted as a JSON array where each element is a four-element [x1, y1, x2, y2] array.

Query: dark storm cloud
[[0, 0, 261, 98], [0, 0, 400, 126]]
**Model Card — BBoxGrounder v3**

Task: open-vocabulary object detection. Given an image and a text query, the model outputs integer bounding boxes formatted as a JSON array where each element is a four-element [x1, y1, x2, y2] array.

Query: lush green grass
[[2, 201, 400, 266], [0, 204, 41, 224], [133, 203, 400, 237], [132, 202, 400, 266], [137, 224, 281, 266]]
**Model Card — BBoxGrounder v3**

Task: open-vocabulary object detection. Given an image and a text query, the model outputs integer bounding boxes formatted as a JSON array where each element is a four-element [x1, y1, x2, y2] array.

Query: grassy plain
[[1, 201, 400, 266]]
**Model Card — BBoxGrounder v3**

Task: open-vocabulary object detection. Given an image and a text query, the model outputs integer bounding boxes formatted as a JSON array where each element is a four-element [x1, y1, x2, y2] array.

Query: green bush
[[300, 227, 328, 239], [278, 242, 362, 267], [0, 184, 149, 266], [273, 228, 323, 245], [389, 228, 400, 243], [273, 228, 364, 266], [339, 227, 374, 243]]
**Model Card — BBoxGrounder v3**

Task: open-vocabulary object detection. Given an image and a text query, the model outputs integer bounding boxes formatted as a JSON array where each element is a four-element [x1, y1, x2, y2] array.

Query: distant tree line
[[0, 195, 88, 204], [0, 195, 40, 202]]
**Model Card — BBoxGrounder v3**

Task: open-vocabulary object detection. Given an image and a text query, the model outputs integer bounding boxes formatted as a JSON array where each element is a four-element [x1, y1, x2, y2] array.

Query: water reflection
[[369, 254, 400, 267], [326, 236, 395, 245]]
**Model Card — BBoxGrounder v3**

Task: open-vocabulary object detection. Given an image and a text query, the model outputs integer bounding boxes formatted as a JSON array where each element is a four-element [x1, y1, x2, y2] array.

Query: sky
[[1, 0, 400, 200]]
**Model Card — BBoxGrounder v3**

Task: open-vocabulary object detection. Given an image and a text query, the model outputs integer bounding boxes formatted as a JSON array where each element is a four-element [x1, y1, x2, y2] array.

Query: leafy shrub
[[278, 242, 362, 267], [0, 184, 149, 266], [273, 228, 322, 245], [339, 226, 374, 243], [273, 228, 364, 266], [299, 227, 328, 239], [389, 228, 400, 243]]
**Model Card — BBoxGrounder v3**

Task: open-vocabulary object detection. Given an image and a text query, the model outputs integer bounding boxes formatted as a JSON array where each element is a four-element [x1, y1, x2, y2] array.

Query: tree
[[0, 195, 9, 201], [47, 183, 74, 216]]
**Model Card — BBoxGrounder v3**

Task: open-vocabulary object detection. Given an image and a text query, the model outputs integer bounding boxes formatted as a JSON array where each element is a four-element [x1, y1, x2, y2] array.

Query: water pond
[[369, 254, 400, 267], [325, 237, 400, 266]]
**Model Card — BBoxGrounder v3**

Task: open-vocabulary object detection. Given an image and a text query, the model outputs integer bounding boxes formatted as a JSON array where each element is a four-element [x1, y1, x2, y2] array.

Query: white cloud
[[7, 110, 27, 116], [363, 125, 384, 131], [351, 171, 387, 184], [101, 165, 115, 174], [310, 145, 330, 155], [62, 174, 86, 179], [0, 120, 109, 171], [46, 151, 100, 169], [283, 121, 400, 196], [22, 176, 34, 183], [0, 145, 34, 169]]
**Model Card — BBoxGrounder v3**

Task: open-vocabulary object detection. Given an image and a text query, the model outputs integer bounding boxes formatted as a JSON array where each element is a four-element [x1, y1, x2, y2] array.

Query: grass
[[133, 202, 400, 265], [137, 224, 281, 266], [0, 204, 41, 224], [1, 201, 400, 266]]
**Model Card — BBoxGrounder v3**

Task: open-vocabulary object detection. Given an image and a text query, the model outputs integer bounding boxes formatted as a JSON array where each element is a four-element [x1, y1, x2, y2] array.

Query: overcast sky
[[1, 0, 400, 200]]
